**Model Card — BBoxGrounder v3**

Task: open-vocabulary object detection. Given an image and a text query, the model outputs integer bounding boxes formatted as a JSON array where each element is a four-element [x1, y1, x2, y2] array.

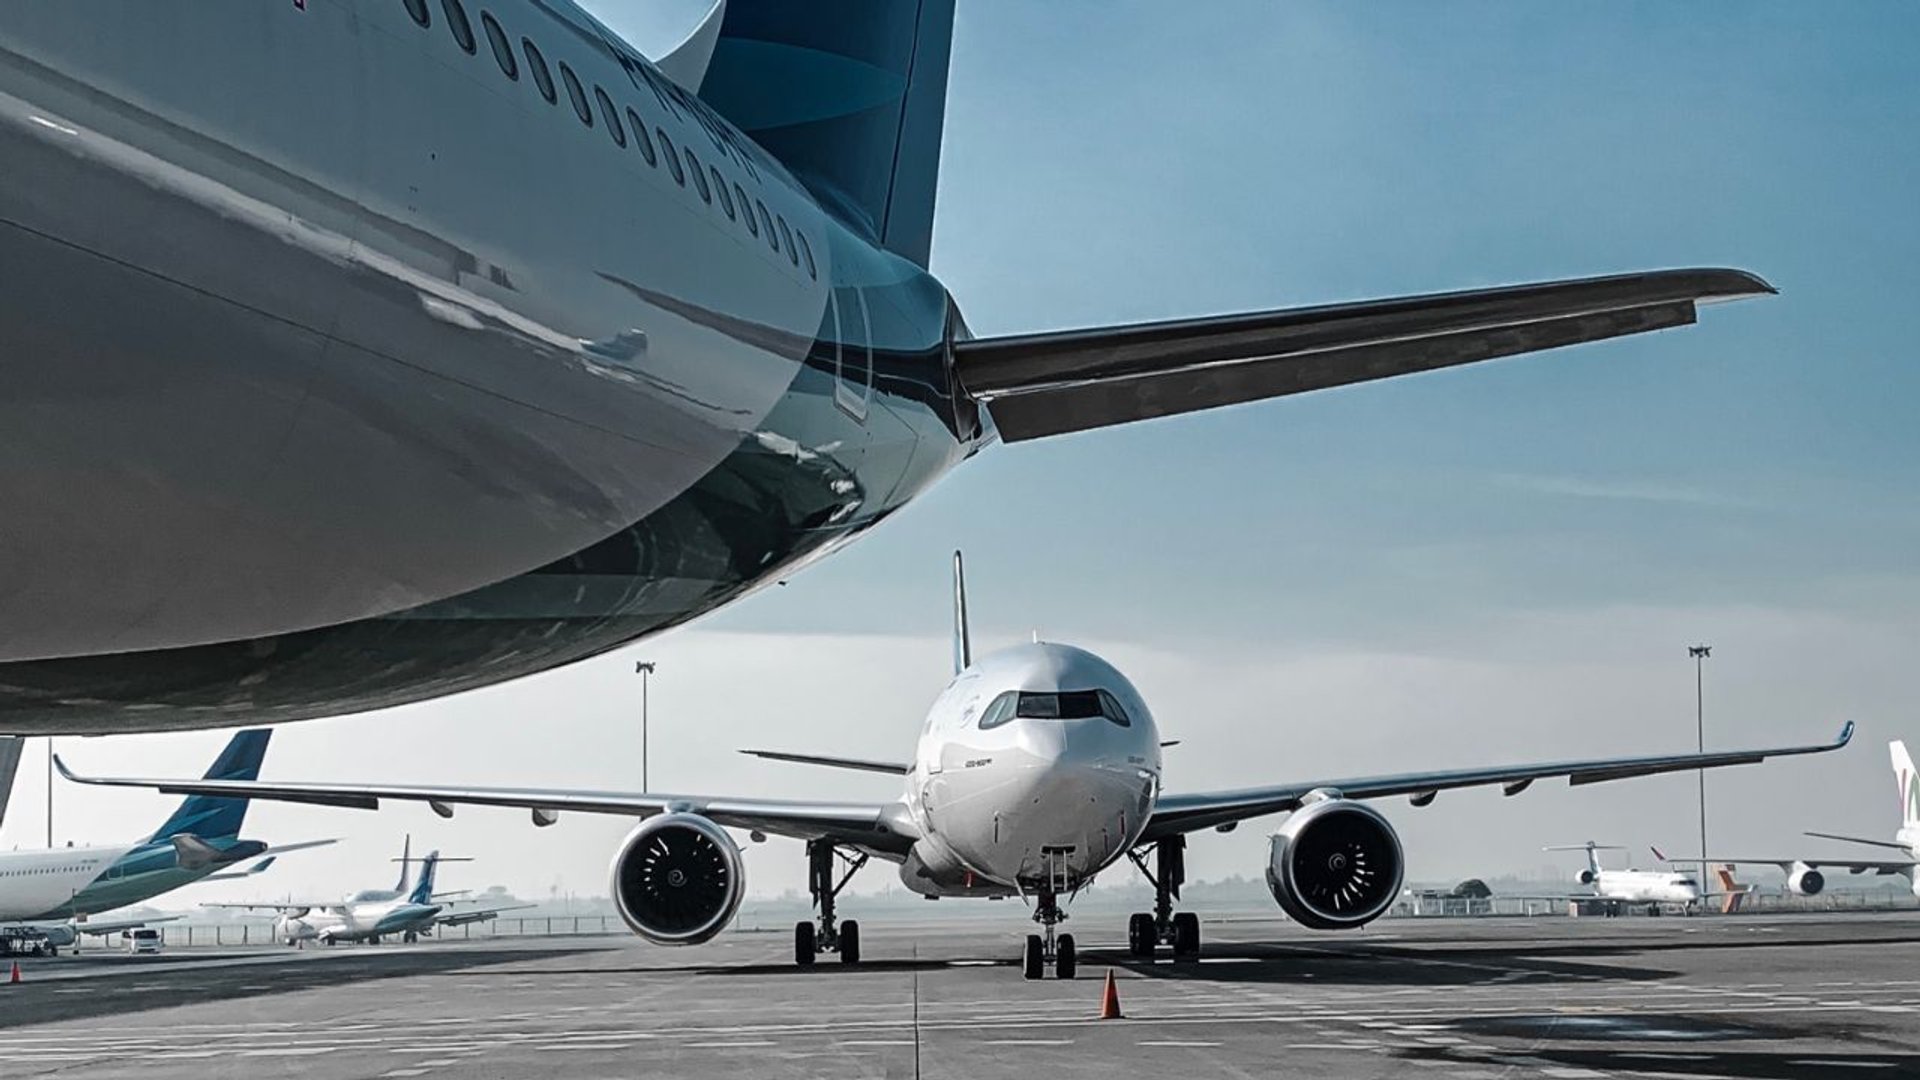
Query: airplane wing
[[71, 914, 184, 937], [201, 856, 278, 882], [435, 903, 536, 928], [739, 749, 912, 775], [954, 268, 1774, 441], [1142, 722, 1851, 841], [1662, 854, 1918, 875], [1803, 830, 1915, 852], [201, 900, 344, 912], [55, 758, 919, 858]]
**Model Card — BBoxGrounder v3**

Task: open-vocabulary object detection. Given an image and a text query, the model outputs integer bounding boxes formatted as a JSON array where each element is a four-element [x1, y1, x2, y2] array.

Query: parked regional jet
[[0, 1, 1775, 736], [0, 731, 331, 955], [62, 555, 1851, 978], [1658, 739, 1920, 898], [1536, 842, 1704, 914], [209, 837, 527, 946]]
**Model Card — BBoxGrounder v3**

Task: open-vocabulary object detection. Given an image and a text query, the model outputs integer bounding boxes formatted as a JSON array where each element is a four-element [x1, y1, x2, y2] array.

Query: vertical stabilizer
[[410, 851, 441, 906], [395, 834, 412, 894], [147, 729, 270, 842], [696, 0, 956, 268], [952, 550, 971, 675], [1893, 741, 1918, 828], [0, 738, 21, 832]]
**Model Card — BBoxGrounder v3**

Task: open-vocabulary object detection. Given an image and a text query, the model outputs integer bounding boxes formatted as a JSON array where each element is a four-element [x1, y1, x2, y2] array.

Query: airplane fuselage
[[1591, 869, 1700, 907], [0, 0, 977, 732], [0, 838, 260, 921]]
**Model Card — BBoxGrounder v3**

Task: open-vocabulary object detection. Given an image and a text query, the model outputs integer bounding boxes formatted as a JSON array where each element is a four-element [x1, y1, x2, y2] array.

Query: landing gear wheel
[[1172, 911, 1201, 958], [1055, 933, 1076, 979], [794, 921, 816, 966], [403, 931, 419, 943], [1127, 913, 1156, 958], [1022, 934, 1045, 980], [839, 920, 861, 965]]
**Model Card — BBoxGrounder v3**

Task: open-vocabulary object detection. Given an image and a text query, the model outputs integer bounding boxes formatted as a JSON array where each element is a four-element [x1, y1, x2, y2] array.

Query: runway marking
[[983, 1038, 1073, 1046], [238, 1047, 334, 1056], [837, 1040, 915, 1046], [681, 1040, 777, 1049], [1138, 1040, 1221, 1047], [381, 1070, 429, 1078]]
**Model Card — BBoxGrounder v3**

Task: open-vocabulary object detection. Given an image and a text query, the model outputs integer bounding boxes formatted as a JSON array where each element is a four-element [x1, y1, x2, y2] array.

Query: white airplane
[[0, 1, 1775, 737], [1535, 842, 1703, 914], [0, 730, 331, 956], [59, 555, 1852, 979], [1658, 739, 1920, 899], [209, 837, 528, 946]]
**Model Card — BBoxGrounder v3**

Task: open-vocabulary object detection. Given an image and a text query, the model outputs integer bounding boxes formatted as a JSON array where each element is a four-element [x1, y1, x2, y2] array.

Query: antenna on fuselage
[[952, 550, 972, 675]]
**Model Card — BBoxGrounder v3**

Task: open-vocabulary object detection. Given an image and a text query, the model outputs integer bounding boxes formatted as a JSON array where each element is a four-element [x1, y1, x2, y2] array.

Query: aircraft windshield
[[979, 690, 1131, 728]]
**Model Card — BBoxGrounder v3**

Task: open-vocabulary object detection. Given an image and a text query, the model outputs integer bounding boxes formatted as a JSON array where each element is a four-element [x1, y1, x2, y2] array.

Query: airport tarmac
[[4, 912, 1919, 1078]]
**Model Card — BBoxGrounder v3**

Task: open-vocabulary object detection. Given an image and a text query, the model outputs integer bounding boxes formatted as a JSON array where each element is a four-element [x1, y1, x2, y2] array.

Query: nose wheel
[[794, 840, 868, 967], [1126, 836, 1201, 959], [1021, 890, 1077, 979]]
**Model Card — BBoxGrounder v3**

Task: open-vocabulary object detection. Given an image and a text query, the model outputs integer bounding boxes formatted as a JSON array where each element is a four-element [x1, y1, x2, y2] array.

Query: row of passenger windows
[[0, 863, 98, 877], [400, 0, 818, 281], [978, 690, 1134, 729]]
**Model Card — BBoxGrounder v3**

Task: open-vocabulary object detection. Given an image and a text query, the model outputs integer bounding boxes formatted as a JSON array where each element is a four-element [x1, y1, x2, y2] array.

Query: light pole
[[1689, 645, 1712, 894], [635, 661, 657, 791]]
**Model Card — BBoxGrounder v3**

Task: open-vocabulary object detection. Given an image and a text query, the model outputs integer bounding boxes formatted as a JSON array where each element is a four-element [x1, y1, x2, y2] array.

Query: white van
[[121, 927, 163, 955]]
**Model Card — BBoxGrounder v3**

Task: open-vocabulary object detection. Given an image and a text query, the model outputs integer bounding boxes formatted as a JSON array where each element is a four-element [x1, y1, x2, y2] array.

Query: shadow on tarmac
[[0, 945, 602, 1030]]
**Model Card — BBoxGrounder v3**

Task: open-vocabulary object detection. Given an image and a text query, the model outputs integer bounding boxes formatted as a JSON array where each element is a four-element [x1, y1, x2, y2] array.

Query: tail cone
[[1099, 969, 1123, 1020]]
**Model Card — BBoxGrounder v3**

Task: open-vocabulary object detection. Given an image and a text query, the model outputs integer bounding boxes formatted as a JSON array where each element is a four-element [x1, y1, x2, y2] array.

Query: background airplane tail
[[147, 729, 269, 842], [394, 835, 412, 894], [695, 0, 956, 268], [1893, 740, 1918, 828], [409, 851, 440, 906]]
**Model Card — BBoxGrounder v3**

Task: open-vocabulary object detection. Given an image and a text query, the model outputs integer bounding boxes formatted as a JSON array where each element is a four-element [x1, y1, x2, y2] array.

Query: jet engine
[[1265, 796, 1404, 930], [1576, 868, 1598, 886], [610, 813, 745, 945], [1786, 862, 1826, 897]]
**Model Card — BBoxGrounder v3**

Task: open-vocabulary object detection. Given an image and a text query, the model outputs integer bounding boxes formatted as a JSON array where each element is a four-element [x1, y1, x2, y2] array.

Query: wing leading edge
[[1144, 721, 1852, 842], [955, 268, 1774, 442]]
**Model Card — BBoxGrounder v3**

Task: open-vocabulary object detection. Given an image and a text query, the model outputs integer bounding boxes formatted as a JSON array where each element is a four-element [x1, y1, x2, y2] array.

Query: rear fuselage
[[0, 0, 978, 732]]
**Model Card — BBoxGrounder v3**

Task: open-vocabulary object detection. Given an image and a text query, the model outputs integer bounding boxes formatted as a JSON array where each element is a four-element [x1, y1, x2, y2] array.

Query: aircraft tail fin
[[395, 834, 411, 894], [0, 738, 22, 833], [147, 729, 270, 843], [695, 0, 956, 268], [952, 549, 972, 675], [410, 851, 440, 906], [1894, 740, 1918, 828]]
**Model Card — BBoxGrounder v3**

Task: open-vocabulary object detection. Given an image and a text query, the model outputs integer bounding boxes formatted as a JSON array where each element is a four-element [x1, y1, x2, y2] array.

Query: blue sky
[[10, 4, 1917, 901]]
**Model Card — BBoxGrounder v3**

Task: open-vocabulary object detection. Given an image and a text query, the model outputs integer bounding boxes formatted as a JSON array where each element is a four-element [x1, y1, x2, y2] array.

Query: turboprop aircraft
[[58, 555, 1852, 978], [0, 0, 1774, 735]]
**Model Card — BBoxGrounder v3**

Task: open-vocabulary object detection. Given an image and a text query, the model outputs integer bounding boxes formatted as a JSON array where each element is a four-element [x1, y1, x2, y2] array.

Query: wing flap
[[956, 268, 1772, 442], [740, 749, 912, 775]]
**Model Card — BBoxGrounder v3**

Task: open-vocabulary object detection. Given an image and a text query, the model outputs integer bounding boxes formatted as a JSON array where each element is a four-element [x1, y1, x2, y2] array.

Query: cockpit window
[[980, 689, 1131, 727]]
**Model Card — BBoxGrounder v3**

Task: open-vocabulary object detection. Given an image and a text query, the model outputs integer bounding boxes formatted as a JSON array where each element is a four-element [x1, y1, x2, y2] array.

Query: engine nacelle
[[1576, 868, 1598, 886], [610, 813, 745, 945], [1787, 862, 1826, 897], [1266, 797, 1404, 930]]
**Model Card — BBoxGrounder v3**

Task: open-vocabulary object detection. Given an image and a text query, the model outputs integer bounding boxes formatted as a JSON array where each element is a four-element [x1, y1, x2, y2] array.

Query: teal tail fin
[[147, 729, 270, 842], [696, 0, 956, 268]]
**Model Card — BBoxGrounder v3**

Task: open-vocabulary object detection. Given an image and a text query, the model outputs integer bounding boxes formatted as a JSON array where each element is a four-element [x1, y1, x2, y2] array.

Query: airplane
[[59, 554, 1852, 978], [1532, 841, 1705, 915], [0, 1, 1776, 737], [208, 837, 529, 946], [0, 730, 332, 956], [1656, 739, 1920, 899]]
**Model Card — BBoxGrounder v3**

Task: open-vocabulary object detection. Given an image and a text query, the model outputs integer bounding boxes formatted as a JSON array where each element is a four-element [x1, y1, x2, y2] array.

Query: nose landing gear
[[1022, 890, 1076, 980], [1126, 836, 1201, 960], [795, 839, 868, 967]]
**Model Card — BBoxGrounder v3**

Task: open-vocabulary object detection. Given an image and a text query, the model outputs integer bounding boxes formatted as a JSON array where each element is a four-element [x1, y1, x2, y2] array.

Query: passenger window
[[657, 129, 684, 185], [757, 202, 778, 251], [777, 215, 797, 266], [798, 233, 817, 280], [712, 168, 735, 219], [686, 149, 711, 203], [736, 184, 757, 236], [522, 39, 556, 104], [559, 63, 592, 125], [595, 87, 623, 145], [482, 13, 516, 79], [441, 0, 475, 52], [627, 108, 656, 166], [403, 0, 430, 28]]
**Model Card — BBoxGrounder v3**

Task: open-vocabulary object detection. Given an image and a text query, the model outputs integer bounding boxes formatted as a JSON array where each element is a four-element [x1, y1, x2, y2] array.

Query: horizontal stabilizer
[[955, 268, 1774, 442], [740, 749, 912, 776]]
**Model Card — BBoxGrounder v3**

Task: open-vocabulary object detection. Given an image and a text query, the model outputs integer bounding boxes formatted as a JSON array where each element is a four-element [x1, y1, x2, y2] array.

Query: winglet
[[952, 549, 972, 676], [1837, 720, 1856, 747]]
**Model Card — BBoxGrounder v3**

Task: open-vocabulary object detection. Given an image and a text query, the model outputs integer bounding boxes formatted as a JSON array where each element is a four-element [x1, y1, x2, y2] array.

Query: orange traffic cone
[[1098, 968, 1123, 1020], [8, 961, 20, 984]]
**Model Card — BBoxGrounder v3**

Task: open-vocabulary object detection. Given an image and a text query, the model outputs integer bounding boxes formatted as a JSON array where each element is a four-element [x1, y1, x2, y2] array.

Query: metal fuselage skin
[[0, 1, 979, 731], [0, 839, 258, 922], [1590, 869, 1701, 907], [898, 644, 1160, 898], [280, 891, 442, 944]]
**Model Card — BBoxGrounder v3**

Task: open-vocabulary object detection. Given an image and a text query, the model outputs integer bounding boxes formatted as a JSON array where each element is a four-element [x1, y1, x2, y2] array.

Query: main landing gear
[[1022, 889, 1077, 980], [795, 839, 867, 967], [1126, 836, 1201, 960]]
